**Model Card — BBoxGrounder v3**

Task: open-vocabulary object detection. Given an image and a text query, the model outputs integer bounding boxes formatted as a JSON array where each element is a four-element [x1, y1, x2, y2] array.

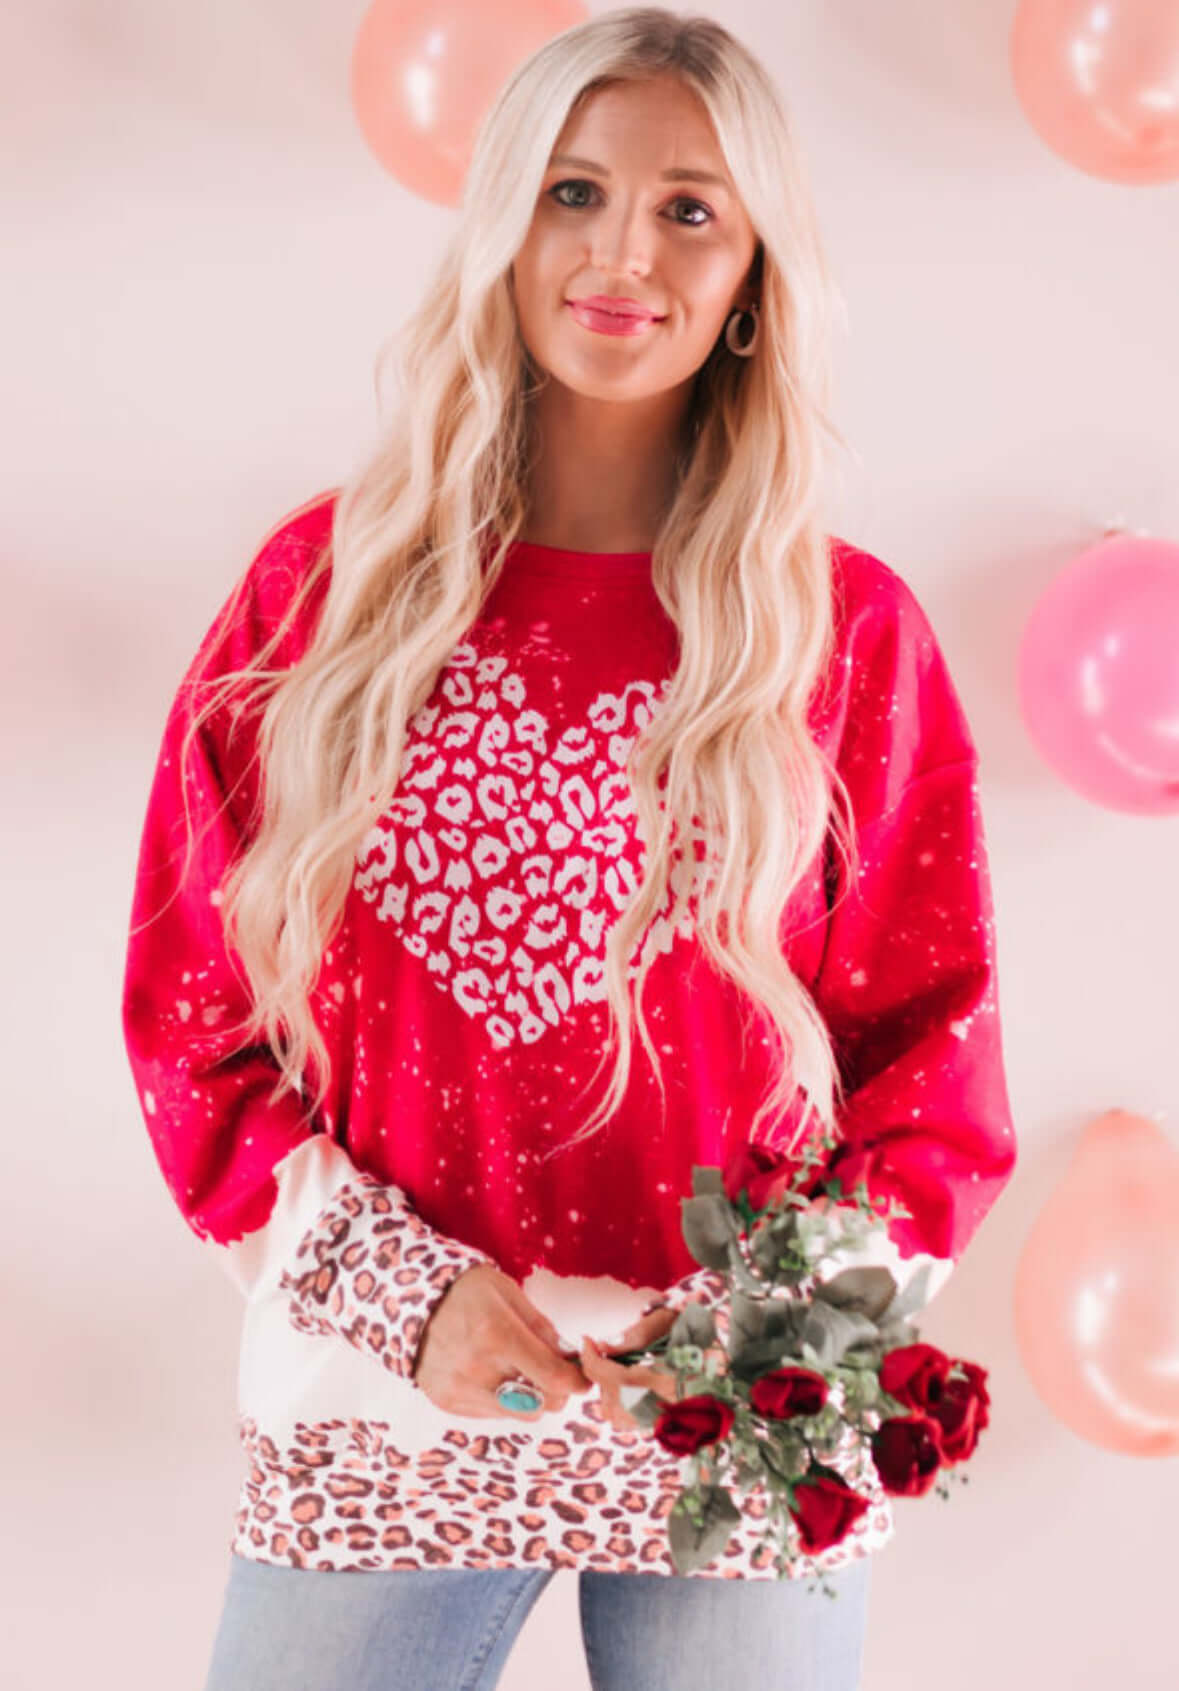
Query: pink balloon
[[1014, 1110, 1179, 1457], [350, 0, 587, 206], [1018, 533, 1179, 814], [1010, 0, 1179, 183]]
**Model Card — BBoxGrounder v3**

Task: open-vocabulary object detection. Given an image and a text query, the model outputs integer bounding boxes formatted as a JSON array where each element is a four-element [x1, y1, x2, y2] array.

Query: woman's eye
[[546, 180, 712, 227]]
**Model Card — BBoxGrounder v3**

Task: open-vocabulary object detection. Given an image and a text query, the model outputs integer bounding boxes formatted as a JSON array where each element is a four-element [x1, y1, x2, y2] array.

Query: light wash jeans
[[202, 1549, 872, 1691]]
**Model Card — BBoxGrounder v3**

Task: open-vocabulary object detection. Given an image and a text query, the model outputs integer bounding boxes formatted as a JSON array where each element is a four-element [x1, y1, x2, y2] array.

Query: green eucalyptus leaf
[[668, 1483, 742, 1575], [798, 1301, 879, 1368], [726, 1289, 808, 1378], [884, 1261, 938, 1324], [812, 1265, 898, 1323], [855, 1371, 881, 1404], [751, 1211, 805, 1283], [731, 1336, 805, 1377], [876, 1314, 921, 1350], [841, 1336, 887, 1369], [761, 1435, 807, 1484], [681, 1192, 741, 1269], [726, 1289, 774, 1343], [691, 1165, 727, 1198], [667, 1300, 717, 1351], [623, 1390, 666, 1429]]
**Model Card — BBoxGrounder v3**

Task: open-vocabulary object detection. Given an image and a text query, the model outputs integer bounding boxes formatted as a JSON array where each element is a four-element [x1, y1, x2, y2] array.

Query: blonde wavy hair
[[170, 5, 864, 1168]]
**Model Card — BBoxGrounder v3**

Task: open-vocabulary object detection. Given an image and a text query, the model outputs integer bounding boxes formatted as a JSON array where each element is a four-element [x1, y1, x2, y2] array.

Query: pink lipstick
[[566, 296, 665, 337]]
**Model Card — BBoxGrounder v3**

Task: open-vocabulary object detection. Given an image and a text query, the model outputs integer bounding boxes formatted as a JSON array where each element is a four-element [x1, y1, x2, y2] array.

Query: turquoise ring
[[495, 1376, 545, 1414]]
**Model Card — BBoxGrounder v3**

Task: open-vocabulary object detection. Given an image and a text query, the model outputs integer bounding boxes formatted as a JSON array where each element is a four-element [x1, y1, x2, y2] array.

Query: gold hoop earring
[[724, 302, 759, 357]]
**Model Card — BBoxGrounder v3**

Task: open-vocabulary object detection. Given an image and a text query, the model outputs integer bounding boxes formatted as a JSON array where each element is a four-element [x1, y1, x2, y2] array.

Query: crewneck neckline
[[503, 536, 653, 583]]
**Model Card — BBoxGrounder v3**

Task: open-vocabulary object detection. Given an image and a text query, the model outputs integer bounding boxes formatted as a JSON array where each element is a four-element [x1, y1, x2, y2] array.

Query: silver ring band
[[495, 1375, 545, 1414]]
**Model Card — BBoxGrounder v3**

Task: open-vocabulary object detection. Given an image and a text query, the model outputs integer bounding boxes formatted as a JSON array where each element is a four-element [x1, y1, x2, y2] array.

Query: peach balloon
[[1013, 1110, 1179, 1456], [1017, 533, 1179, 815], [1010, 0, 1179, 183], [350, 0, 588, 206]]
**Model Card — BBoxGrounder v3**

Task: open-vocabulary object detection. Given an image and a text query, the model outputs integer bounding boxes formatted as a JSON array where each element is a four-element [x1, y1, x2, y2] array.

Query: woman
[[122, 8, 1017, 1689]]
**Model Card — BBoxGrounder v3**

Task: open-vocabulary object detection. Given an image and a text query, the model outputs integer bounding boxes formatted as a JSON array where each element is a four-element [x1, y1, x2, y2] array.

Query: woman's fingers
[[579, 1338, 633, 1428], [603, 1304, 680, 1353], [579, 1336, 680, 1429], [576, 1303, 727, 1430]]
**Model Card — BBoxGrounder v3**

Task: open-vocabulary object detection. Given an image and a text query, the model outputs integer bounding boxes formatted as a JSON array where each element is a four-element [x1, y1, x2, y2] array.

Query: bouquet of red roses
[[608, 1128, 991, 1591]]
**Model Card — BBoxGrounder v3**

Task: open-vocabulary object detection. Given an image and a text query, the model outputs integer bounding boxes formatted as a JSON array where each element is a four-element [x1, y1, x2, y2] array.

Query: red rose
[[812, 1143, 876, 1199], [723, 1142, 795, 1213], [749, 1366, 830, 1420], [870, 1412, 944, 1497], [953, 1360, 991, 1431], [927, 1362, 990, 1464], [788, 1464, 872, 1553], [879, 1342, 953, 1410], [653, 1393, 736, 1456]]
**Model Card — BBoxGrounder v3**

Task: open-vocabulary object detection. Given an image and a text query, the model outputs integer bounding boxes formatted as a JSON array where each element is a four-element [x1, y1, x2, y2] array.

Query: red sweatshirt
[[122, 491, 1017, 1580]]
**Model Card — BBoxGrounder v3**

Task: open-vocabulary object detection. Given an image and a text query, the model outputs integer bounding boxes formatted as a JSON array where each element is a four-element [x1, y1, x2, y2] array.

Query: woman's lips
[[566, 299, 664, 337]]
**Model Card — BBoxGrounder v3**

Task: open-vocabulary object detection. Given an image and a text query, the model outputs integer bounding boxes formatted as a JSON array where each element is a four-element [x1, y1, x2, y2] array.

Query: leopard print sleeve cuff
[[279, 1170, 497, 1383], [640, 1264, 730, 1325]]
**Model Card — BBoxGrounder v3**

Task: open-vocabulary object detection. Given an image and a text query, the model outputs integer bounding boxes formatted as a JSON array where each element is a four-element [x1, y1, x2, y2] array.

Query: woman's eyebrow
[[547, 151, 732, 192]]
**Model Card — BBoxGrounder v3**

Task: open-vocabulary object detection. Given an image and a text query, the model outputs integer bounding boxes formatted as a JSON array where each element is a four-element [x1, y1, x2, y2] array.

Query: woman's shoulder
[[238, 487, 340, 647], [823, 536, 978, 807], [246, 486, 340, 603], [193, 488, 340, 685], [827, 535, 964, 701], [828, 535, 935, 652]]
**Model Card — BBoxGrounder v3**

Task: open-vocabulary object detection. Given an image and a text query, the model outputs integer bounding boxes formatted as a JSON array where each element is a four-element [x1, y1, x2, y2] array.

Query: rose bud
[[808, 1143, 875, 1200], [870, 1411, 945, 1497], [750, 1366, 830, 1420], [879, 1342, 953, 1410], [927, 1367, 989, 1464], [722, 1142, 795, 1213], [788, 1465, 872, 1554], [653, 1393, 736, 1457], [950, 1359, 990, 1433]]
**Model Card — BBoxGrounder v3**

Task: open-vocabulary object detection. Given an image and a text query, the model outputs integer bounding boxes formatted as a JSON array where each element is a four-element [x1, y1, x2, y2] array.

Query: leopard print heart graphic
[[352, 639, 708, 1050]]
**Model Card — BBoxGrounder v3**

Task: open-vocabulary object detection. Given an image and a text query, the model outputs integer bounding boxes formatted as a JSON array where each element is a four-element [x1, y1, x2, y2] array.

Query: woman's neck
[[522, 381, 693, 553]]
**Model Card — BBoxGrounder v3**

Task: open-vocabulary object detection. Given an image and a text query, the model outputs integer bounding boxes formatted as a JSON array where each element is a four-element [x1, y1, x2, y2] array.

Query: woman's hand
[[577, 1303, 729, 1431], [412, 1263, 595, 1418]]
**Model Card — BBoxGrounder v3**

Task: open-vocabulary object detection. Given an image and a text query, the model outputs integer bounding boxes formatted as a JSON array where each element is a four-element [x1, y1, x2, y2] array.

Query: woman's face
[[510, 76, 761, 408]]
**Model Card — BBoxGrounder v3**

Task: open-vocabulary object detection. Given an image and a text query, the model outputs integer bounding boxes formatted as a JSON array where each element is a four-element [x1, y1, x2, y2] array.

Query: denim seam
[[457, 1570, 549, 1691]]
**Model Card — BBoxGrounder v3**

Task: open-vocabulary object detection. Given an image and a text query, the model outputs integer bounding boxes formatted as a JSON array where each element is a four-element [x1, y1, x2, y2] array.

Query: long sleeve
[[644, 556, 1016, 1330], [803, 756, 1017, 1314], [801, 556, 1018, 1315], [121, 499, 496, 1383]]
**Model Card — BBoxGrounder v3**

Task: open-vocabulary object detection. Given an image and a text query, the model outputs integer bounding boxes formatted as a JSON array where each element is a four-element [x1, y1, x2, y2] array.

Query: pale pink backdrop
[[2, 3, 1177, 1688]]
